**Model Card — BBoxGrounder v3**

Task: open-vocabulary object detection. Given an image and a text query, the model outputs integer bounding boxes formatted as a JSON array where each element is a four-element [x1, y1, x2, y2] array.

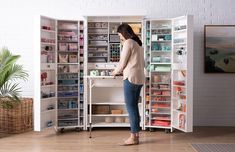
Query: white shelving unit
[[87, 76, 130, 131], [34, 16, 86, 132], [143, 15, 193, 133]]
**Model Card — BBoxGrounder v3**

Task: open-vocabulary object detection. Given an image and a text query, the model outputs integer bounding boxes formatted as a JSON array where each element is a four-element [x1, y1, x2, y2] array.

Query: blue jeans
[[124, 79, 143, 133]]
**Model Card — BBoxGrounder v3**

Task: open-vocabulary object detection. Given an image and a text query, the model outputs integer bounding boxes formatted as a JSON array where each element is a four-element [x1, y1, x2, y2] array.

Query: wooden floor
[[0, 127, 235, 152]]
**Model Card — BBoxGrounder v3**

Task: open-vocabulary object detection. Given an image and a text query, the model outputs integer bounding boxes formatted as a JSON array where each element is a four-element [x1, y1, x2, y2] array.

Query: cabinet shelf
[[57, 96, 79, 99], [57, 63, 79, 65], [58, 118, 78, 121], [151, 40, 171, 43], [57, 90, 78, 93], [151, 117, 171, 121], [154, 34, 171, 36], [91, 114, 128, 117], [88, 44, 108, 47], [57, 125, 84, 129], [41, 42, 56, 46], [151, 27, 172, 30], [151, 106, 171, 109], [173, 43, 186, 46], [57, 73, 79, 75], [152, 82, 171, 85], [151, 100, 171, 103], [88, 50, 107, 53], [58, 51, 79, 53], [88, 56, 108, 58], [89, 39, 108, 41], [41, 97, 56, 102], [41, 29, 56, 33], [173, 85, 186, 88], [91, 102, 125, 105], [151, 88, 171, 91], [58, 78, 78, 80], [58, 29, 78, 31], [151, 71, 171, 73], [88, 27, 108, 29], [41, 109, 56, 114], [151, 112, 171, 115], [58, 108, 78, 111], [151, 95, 171, 97], [151, 51, 171, 53], [150, 63, 171, 65], [58, 40, 78, 43], [88, 33, 108, 35], [58, 84, 78, 86], [174, 29, 187, 33], [41, 84, 56, 88], [92, 122, 130, 127], [147, 125, 171, 129]]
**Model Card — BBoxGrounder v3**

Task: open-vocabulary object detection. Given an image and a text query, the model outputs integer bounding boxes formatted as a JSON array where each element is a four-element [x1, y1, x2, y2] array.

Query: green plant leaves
[[0, 47, 28, 105]]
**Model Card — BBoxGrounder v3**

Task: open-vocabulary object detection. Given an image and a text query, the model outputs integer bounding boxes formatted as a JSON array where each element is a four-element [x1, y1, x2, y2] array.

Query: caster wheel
[[75, 127, 82, 132], [60, 128, 65, 133], [165, 129, 170, 133], [149, 128, 155, 132]]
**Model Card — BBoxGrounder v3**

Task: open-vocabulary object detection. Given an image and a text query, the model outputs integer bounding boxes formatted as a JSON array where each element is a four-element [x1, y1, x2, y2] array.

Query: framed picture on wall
[[204, 25, 235, 73]]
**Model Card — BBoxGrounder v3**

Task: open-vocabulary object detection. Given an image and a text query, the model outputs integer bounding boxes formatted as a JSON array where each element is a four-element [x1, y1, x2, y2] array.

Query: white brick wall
[[0, 0, 235, 126]]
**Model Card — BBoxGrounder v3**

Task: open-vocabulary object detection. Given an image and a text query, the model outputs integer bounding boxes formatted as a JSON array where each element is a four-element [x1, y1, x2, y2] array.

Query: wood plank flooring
[[0, 127, 235, 152]]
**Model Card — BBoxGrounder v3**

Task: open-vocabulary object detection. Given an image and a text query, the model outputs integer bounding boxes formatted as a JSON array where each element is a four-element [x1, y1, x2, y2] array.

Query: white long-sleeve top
[[113, 39, 145, 85]]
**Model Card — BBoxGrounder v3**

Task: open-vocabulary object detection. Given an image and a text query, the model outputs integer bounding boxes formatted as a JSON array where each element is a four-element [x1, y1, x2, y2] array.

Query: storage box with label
[[69, 54, 78, 63], [92, 105, 110, 114], [69, 65, 78, 73], [59, 54, 68, 63], [68, 43, 78, 51], [111, 109, 123, 114], [59, 43, 68, 51]]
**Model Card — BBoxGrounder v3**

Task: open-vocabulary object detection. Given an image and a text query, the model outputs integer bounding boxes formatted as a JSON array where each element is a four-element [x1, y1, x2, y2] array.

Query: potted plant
[[0, 47, 32, 133]]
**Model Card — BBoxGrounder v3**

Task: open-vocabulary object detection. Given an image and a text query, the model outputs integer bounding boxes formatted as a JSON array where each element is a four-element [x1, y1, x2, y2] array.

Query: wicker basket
[[0, 98, 33, 134]]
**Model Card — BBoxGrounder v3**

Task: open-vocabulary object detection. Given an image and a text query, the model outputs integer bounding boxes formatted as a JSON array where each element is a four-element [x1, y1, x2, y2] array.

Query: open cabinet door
[[171, 15, 193, 132], [34, 15, 57, 131], [35, 15, 87, 132]]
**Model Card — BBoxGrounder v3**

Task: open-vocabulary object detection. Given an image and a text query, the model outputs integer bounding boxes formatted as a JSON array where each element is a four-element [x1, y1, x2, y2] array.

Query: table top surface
[[85, 76, 123, 79]]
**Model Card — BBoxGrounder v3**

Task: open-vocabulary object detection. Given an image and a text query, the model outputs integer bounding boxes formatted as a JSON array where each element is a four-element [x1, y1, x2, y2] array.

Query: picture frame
[[204, 25, 235, 73]]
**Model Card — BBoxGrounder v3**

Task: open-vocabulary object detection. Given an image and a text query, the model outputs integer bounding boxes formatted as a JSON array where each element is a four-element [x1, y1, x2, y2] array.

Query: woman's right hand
[[111, 70, 116, 76]]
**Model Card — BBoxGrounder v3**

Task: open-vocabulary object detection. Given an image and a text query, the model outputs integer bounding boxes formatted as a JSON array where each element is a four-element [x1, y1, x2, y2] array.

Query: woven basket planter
[[0, 98, 33, 134]]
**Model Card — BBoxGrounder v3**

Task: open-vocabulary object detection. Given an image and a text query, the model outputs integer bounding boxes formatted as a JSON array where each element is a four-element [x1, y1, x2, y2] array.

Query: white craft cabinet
[[34, 15, 193, 133]]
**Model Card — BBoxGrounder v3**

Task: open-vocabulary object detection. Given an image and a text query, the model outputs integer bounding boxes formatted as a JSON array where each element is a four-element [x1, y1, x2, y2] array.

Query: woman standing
[[112, 23, 145, 145]]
